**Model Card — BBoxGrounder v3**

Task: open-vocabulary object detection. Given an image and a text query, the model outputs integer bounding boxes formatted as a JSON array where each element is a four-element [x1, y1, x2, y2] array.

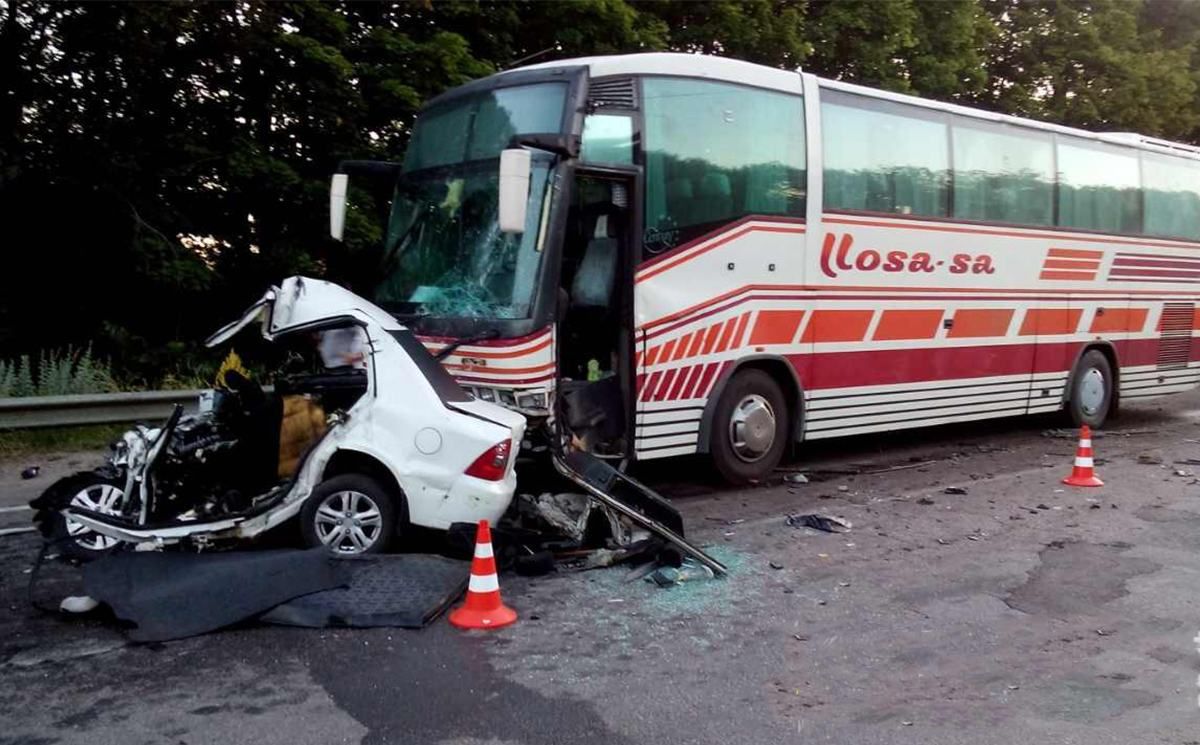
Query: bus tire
[[710, 369, 788, 484], [1067, 349, 1114, 429]]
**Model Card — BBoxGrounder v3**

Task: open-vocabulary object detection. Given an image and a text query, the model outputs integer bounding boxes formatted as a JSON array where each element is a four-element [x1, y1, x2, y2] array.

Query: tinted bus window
[[404, 83, 567, 171], [822, 94, 949, 217], [581, 114, 633, 164], [952, 121, 1053, 226], [642, 78, 806, 255], [1143, 153, 1200, 240], [1056, 140, 1141, 234]]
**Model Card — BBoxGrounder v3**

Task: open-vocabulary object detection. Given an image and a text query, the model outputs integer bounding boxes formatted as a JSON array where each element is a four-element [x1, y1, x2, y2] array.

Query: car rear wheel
[[710, 369, 789, 485], [301, 474, 397, 555]]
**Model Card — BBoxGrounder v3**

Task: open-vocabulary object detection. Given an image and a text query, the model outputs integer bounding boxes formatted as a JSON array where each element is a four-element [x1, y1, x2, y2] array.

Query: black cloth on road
[[83, 548, 347, 642]]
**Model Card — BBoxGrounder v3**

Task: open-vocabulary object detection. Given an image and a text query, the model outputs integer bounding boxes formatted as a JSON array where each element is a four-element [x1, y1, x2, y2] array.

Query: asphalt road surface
[[3, 391, 1200, 745]]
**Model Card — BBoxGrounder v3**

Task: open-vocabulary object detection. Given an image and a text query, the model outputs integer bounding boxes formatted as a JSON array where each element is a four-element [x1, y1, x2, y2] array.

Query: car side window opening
[[822, 94, 949, 218], [642, 77, 806, 255]]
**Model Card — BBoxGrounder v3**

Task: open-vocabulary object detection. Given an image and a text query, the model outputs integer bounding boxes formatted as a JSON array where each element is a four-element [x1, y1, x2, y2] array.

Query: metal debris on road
[[862, 460, 938, 474], [1043, 428, 1153, 439], [785, 513, 852, 533], [944, 486, 968, 495], [646, 560, 715, 587]]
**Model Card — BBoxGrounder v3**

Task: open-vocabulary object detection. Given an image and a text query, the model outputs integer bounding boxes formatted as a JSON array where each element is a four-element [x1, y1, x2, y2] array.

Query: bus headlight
[[516, 392, 547, 410]]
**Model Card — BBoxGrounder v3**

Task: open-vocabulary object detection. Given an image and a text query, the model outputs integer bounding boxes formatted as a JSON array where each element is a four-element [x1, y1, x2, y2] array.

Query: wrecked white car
[[31, 276, 526, 560]]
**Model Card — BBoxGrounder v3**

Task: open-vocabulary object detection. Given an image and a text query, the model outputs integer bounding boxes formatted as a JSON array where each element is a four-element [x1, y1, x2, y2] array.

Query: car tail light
[[465, 439, 512, 481]]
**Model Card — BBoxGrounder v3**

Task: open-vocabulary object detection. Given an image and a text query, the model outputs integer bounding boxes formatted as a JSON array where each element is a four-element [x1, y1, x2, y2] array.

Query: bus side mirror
[[329, 173, 349, 241], [498, 148, 531, 233]]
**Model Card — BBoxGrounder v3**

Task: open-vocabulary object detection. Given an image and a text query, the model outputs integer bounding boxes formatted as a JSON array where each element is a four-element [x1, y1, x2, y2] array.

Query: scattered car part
[[59, 595, 100, 614], [784, 513, 852, 533], [647, 560, 715, 586], [552, 449, 727, 576]]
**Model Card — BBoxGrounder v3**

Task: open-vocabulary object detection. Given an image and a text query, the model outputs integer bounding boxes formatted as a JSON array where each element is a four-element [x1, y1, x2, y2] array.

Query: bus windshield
[[374, 83, 566, 320]]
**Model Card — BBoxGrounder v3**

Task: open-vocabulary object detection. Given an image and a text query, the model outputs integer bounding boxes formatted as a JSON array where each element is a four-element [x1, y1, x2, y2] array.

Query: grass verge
[[0, 424, 127, 459]]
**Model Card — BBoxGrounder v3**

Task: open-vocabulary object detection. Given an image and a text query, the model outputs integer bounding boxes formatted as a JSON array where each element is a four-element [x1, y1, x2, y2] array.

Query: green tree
[[640, 0, 809, 68], [983, 0, 1198, 138]]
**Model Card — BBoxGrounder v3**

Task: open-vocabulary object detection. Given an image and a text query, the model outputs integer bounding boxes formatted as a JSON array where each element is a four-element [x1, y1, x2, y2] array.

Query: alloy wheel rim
[[314, 490, 383, 554], [67, 484, 125, 551]]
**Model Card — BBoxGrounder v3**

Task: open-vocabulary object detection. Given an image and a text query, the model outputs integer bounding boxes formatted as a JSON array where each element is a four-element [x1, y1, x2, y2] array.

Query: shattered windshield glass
[[375, 159, 553, 319], [374, 82, 566, 320]]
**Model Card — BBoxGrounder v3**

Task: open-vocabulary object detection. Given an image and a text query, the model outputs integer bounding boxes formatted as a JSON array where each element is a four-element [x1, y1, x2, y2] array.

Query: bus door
[[556, 171, 637, 458]]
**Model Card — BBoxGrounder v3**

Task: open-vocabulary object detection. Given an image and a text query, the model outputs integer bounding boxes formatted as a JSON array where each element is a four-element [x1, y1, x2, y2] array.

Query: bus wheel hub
[[729, 394, 776, 462], [1080, 368, 1105, 416]]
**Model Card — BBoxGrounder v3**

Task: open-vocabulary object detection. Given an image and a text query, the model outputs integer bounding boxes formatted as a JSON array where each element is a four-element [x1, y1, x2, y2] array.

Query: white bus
[[331, 53, 1200, 483]]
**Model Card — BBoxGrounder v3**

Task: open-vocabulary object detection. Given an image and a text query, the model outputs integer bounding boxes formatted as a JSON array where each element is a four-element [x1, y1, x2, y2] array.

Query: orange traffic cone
[[1063, 424, 1104, 487], [449, 520, 517, 629]]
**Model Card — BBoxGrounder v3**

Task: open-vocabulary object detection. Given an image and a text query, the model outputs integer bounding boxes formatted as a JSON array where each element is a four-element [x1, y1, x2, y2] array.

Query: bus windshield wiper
[[433, 329, 501, 361]]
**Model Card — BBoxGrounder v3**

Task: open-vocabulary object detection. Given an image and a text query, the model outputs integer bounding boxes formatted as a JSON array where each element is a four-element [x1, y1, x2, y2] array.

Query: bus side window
[[581, 115, 633, 165], [641, 77, 806, 255], [821, 93, 949, 218], [951, 121, 1054, 226], [1056, 140, 1141, 235], [1142, 153, 1200, 241]]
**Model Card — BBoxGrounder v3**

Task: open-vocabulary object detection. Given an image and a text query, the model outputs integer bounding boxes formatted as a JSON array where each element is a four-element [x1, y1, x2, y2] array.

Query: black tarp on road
[[83, 549, 347, 642], [81, 550, 471, 641], [261, 554, 469, 629]]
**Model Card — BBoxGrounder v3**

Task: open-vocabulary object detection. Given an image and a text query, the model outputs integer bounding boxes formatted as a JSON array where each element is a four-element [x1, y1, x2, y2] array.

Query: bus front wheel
[[1067, 349, 1115, 429], [710, 369, 789, 485]]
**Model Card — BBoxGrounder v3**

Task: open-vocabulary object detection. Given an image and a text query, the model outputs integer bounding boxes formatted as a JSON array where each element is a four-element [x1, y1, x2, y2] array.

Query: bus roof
[[509, 52, 1200, 162]]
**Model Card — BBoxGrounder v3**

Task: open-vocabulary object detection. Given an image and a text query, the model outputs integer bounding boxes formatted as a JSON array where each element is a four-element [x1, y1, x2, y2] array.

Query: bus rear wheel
[[1068, 349, 1115, 429], [710, 369, 788, 485]]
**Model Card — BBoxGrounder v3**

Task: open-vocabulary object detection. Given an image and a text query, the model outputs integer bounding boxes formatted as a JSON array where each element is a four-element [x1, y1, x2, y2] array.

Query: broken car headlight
[[515, 392, 547, 410]]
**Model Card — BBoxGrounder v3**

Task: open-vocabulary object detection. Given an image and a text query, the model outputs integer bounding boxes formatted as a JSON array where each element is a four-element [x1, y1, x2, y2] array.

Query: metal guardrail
[[0, 390, 203, 429]]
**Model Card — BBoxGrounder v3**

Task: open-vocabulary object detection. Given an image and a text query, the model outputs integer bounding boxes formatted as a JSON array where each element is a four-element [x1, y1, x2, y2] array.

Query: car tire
[[300, 474, 398, 555], [1067, 349, 1115, 429], [39, 472, 128, 563], [709, 369, 789, 485]]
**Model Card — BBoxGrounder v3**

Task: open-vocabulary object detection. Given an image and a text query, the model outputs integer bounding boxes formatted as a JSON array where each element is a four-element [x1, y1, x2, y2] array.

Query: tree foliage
[[2, 0, 1199, 382]]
